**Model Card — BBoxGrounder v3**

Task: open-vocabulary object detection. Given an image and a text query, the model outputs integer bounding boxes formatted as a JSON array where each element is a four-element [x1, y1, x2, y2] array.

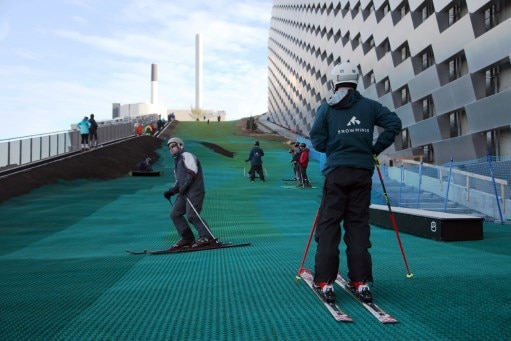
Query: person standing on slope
[[163, 137, 214, 249], [245, 141, 265, 182], [309, 61, 401, 304]]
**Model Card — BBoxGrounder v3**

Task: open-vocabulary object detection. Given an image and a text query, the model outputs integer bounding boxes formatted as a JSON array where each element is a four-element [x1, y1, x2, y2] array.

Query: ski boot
[[169, 239, 195, 251], [313, 282, 336, 303], [349, 281, 372, 303], [192, 237, 215, 248]]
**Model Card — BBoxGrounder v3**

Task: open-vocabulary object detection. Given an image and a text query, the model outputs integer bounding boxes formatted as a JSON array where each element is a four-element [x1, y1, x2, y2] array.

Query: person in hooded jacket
[[309, 61, 402, 304], [163, 137, 214, 249], [298, 143, 311, 187], [77, 116, 91, 151], [245, 141, 265, 182]]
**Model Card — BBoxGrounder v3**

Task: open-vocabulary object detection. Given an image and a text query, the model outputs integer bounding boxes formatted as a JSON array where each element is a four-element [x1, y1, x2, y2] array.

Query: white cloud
[[0, 0, 273, 139]]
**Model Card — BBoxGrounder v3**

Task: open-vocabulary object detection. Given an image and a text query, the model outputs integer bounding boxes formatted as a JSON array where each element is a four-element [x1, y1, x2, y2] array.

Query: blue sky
[[0, 0, 273, 139]]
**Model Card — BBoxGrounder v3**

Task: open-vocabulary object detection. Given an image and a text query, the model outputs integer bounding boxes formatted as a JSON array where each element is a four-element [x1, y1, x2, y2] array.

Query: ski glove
[[163, 190, 173, 200], [371, 146, 380, 156], [164, 188, 178, 200]]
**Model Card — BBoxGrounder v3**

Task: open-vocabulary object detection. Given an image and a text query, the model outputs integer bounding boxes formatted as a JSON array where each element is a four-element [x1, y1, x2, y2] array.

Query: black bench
[[369, 204, 484, 241]]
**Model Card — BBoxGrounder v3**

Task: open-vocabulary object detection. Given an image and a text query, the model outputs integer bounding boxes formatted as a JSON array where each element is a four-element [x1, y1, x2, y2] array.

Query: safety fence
[[0, 114, 160, 172], [300, 136, 510, 224], [382, 156, 511, 224]]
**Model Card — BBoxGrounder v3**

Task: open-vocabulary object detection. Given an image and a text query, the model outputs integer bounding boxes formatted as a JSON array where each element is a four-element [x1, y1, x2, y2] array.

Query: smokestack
[[151, 63, 158, 104], [195, 34, 202, 110]]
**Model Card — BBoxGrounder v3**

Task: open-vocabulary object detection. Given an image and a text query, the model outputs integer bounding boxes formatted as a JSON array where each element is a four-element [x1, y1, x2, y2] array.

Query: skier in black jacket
[[245, 141, 265, 182], [309, 61, 402, 304]]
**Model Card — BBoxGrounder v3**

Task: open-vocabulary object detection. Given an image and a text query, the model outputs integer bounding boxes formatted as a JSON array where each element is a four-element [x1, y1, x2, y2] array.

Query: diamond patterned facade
[[267, 0, 511, 164]]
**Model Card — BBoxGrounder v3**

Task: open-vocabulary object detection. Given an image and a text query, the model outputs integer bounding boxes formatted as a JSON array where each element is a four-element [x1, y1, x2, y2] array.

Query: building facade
[[267, 0, 511, 165]]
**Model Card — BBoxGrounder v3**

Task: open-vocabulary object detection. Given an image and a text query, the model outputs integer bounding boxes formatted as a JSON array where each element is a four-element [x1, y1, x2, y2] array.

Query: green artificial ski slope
[[0, 121, 510, 340]]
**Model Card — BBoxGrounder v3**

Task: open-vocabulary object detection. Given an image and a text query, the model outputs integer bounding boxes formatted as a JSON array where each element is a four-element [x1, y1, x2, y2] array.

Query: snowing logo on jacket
[[337, 116, 369, 134], [347, 116, 361, 126]]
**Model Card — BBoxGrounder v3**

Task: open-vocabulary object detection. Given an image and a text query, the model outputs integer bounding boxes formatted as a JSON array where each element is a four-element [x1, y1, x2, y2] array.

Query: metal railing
[[0, 114, 160, 172]]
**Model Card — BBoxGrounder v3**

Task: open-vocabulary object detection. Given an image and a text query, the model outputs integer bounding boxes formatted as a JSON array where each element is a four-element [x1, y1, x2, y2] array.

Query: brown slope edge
[[0, 136, 163, 204], [199, 142, 235, 158]]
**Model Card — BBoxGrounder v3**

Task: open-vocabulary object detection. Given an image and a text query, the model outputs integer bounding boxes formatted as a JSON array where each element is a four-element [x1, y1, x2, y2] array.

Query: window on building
[[376, 77, 391, 97], [362, 2, 375, 20], [384, 78, 390, 94], [382, 2, 390, 16], [376, 39, 390, 60], [448, 56, 462, 81], [421, 47, 434, 71], [449, 110, 463, 138], [400, 3, 409, 18], [375, 1, 390, 22], [401, 128, 410, 150], [363, 70, 376, 88], [400, 86, 410, 106], [342, 32, 350, 46], [422, 144, 434, 163], [485, 2, 500, 30], [485, 66, 500, 96], [400, 43, 410, 63], [421, 1, 434, 22], [422, 96, 434, 119], [393, 2, 409, 24], [448, 1, 463, 26], [486, 130, 497, 156], [352, 33, 361, 49], [363, 36, 375, 55]]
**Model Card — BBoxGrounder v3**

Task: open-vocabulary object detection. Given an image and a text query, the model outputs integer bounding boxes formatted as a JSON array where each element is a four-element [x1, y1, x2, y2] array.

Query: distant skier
[[245, 141, 265, 182]]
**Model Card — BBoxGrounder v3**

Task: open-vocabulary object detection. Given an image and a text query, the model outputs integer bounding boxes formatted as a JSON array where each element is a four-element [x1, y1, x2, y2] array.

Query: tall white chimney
[[151, 63, 158, 104], [195, 34, 202, 110]]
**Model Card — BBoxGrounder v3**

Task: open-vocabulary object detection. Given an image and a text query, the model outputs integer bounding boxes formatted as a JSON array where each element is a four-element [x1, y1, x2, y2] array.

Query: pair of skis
[[299, 268, 397, 323], [127, 240, 251, 255]]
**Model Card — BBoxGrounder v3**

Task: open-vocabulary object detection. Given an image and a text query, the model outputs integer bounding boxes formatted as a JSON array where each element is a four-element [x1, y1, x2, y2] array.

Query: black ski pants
[[249, 164, 265, 181], [314, 167, 373, 284]]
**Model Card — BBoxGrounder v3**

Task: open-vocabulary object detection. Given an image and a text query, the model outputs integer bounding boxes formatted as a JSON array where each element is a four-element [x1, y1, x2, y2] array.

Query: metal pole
[[417, 160, 423, 209], [184, 195, 216, 239], [443, 158, 453, 212], [487, 154, 504, 224]]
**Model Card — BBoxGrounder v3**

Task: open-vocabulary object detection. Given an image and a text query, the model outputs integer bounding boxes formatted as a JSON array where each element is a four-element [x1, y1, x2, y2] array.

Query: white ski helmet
[[328, 61, 360, 91], [167, 137, 184, 149]]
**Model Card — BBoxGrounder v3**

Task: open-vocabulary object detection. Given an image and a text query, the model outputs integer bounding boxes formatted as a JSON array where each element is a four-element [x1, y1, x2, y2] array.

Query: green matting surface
[[1, 121, 510, 340]]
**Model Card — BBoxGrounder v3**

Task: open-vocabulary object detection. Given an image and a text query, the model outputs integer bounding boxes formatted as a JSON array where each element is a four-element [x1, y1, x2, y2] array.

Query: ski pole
[[184, 195, 216, 239], [300, 166, 305, 188], [295, 208, 320, 283], [374, 155, 414, 279]]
